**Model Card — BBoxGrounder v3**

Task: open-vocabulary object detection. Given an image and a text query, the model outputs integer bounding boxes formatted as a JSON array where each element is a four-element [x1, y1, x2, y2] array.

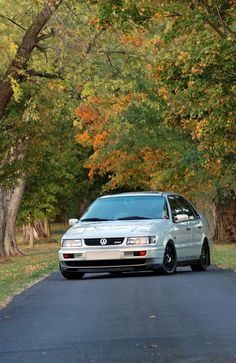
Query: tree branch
[[204, 18, 225, 38], [98, 49, 140, 57], [214, 1, 230, 36], [0, 0, 63, 120], [0, 14, 27, 31], [199, 0, 235, 39], [85, 30, 103, 55], [26, 69, 63, 79], [37, 28, 56, 42]]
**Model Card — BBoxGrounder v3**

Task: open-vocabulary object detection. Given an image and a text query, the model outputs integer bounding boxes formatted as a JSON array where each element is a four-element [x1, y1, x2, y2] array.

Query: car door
[[167, 195, 192, 260], [175, 196, 203, 258]]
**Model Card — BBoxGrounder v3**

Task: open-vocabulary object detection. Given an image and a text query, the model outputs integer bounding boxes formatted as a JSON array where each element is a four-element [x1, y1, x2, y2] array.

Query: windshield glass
[[80, 195, 168, 221]]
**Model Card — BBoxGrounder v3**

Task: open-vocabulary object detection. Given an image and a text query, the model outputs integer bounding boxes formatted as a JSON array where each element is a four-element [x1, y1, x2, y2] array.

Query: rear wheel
[[191, 240, 210, 271], [60, 270, 85, 280], [162, 243, 177, 275]]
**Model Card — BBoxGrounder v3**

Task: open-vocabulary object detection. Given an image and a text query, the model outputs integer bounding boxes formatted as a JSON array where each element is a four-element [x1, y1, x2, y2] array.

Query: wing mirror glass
[[174, 214, 189, 223]]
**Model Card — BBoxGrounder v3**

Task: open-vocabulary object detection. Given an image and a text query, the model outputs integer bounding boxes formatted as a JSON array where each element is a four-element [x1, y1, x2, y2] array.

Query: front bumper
[[58, 246, 165, 273]]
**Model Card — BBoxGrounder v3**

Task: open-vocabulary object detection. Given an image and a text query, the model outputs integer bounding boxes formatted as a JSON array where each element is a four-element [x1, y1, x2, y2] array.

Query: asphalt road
[[0, 267, 236, 363]]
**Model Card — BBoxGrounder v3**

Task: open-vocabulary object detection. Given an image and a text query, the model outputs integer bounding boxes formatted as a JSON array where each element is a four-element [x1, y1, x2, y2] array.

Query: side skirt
[[177, 259, 199, 267]]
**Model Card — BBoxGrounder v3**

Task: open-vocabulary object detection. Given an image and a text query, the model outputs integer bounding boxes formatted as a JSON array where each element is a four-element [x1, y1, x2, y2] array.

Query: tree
[[0, 0, 110, 256], [0, 0, 63, 119], [18, 92, 104, 246], [0, 0, 63, 257], [75, 0, 236, 241]]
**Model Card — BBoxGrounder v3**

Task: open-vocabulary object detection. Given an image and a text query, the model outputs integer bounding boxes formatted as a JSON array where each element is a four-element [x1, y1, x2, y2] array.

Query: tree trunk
[[23, 219, 50, 243], [195, 199, 215, 239], [29, 224, 34, 249], [0, 177, 25, 257], [0, 189, 7, 257], [44, 218, 51, 237], [213, 195, 236, 242], [33, 220, 48, 238], [63, 213, 70, 226], [0, 0, 63, 120]]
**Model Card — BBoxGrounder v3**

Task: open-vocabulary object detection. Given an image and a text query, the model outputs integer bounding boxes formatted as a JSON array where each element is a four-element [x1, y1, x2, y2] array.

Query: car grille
[[65, 259, 146, 267], [84, 237, 124, 246]]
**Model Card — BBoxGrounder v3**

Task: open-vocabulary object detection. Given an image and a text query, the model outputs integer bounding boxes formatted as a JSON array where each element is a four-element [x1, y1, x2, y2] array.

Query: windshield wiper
[[80, 218, 113, 222], [117, 216, 151, 220]]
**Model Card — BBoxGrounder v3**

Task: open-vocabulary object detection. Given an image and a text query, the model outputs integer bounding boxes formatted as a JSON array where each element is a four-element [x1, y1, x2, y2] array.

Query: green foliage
[[1, 0, 108, 224], [74, 0, 236, 202], [96, 0, 155, 29], [17, 82, 102, 223], [0, 0, 235, 233]]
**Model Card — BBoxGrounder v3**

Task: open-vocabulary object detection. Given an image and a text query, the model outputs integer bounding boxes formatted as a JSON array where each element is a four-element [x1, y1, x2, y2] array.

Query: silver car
[[59, 192, 210, 279]]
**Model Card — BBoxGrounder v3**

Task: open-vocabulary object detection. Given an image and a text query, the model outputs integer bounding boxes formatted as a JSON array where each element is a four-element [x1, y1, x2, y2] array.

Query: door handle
[[198, 225, 202, 229], [186, 227, 191, 231]]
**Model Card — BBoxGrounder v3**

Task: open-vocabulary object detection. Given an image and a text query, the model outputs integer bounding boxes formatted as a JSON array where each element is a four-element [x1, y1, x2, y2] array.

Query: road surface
[[0, 267, 236, 363]]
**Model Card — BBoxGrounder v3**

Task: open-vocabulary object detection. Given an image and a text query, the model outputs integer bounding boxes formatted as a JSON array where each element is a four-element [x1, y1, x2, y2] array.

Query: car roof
[[99, 191, 177, 199]]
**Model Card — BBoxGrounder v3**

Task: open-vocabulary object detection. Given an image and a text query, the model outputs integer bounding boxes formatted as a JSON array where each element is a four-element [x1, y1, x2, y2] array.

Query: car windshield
[[80, 195, 168, 222]]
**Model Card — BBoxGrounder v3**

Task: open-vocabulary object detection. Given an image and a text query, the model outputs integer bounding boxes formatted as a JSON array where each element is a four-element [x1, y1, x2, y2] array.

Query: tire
[[109, 272, 122, 276], [191, 240, 210, 271], [60, 270, 85, 280], [162, 242, 177, 275]]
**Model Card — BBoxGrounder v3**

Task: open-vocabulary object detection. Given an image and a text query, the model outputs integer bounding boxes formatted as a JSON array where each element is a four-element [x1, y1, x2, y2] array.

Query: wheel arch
[[164, 239, 177, 257]]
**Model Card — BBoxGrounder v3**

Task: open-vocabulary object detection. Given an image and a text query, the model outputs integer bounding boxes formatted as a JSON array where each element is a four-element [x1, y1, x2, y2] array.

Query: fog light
[[63, 253, 74, 259], [139, 251, 146, 257], [134, 251, 146, 257]]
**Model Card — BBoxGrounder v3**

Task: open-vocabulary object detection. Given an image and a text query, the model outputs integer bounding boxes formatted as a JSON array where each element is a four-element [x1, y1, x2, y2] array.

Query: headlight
[[61, 239, 82, 247], [126, 236, 156, 245]]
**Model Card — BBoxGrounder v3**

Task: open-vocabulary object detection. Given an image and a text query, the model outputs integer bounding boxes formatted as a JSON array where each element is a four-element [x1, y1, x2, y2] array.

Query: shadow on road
[[55, 265, 219, 282]]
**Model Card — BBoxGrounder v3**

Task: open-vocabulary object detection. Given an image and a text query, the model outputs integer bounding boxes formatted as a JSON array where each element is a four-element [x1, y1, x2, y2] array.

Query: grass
[[0, 230, 236, 309], [0, 223, 65, 309], [211, 243, 236, 271], [0, 242, 59, 309]]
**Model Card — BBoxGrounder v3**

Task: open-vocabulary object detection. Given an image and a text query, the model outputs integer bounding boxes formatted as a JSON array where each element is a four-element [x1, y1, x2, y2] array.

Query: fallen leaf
[[149, 314, 156, 319], [149, 344, 158, 349]]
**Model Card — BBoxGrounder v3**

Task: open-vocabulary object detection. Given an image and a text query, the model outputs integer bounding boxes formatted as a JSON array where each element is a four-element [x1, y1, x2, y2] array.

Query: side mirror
[[69, 218, 79, 226], [174, 214, 189, 223]]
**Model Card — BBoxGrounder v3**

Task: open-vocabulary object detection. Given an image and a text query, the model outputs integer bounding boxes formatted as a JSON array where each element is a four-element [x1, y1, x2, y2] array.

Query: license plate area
[[86, 251, 120, 260]]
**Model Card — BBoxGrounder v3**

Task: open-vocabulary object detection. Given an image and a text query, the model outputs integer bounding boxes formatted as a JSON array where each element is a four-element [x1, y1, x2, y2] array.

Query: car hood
[[62, 220, 168, 239]]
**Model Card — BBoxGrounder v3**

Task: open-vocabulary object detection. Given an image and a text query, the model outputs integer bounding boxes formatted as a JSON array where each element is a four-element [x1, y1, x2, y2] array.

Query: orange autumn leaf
[[75, 130, 92, 145], [75, 106, 100, 124], [93, 131, 109, 149]]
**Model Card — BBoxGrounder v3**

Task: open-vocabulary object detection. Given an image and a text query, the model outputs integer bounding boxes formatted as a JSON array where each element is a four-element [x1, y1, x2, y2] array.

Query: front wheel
[[162, 243, 177, 275], [191, 241, 210, 271], [60, 270, 85, 280]]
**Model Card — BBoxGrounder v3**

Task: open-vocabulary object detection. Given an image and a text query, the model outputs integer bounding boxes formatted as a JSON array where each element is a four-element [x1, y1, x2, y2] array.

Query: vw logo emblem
[[100, 238, 108, 245]]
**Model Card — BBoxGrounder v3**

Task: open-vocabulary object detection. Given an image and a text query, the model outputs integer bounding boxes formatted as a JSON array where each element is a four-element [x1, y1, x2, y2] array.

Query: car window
[[167, 196, 183, 219], [80, 195, 168, 221], [163, 200, 170, 219], [176, 196, 200, 220]]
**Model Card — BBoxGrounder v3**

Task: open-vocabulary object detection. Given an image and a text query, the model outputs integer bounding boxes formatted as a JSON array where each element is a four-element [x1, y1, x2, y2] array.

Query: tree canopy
[[0, 0, 235, 256], [75, 0, 236, 198]]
